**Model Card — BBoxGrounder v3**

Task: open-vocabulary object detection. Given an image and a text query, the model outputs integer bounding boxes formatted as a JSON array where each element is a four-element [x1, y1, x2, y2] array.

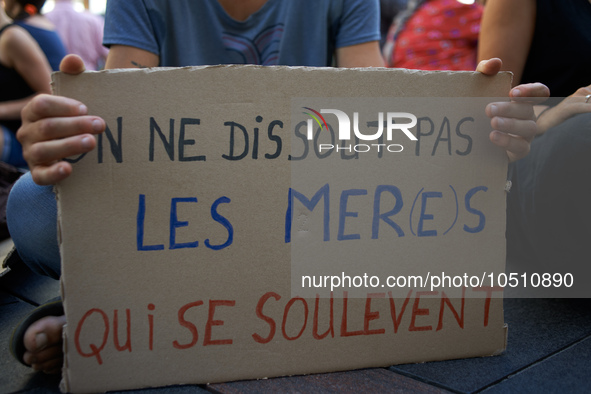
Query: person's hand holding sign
[[18, 55, 105, 186], [476, 58, 550, 162]]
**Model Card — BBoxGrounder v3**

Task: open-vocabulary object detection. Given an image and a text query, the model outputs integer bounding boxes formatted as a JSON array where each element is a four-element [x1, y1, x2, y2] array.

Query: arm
[[335, 0, 383, 68], [536, 85, 591, 135], [0, 26, 52, 120], [477, 0, 536, 85], [105, 45, 159, 69], [336, 41, 385, 68]]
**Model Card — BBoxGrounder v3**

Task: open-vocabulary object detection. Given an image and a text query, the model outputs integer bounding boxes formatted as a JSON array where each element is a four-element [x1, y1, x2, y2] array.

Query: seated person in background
[[479, 0, 590, 94], [0, 5, 52, 167], [383, 0, 483, 70], [478, 0, 591, 268], [3, 0, 66, 71], [7, 0, 548, 375]]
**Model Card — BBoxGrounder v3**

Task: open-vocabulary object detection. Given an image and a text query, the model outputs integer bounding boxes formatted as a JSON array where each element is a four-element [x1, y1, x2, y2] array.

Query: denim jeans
[[7, 172, 60, 279]]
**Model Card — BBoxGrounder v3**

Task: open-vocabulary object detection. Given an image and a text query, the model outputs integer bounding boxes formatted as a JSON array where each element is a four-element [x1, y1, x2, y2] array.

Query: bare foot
[[22, 315, 66, 374]]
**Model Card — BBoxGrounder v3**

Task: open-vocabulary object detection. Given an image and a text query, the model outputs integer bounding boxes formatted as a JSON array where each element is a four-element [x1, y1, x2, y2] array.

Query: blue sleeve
[[335, 0, 381, 48], [103, 0, 159, 55]]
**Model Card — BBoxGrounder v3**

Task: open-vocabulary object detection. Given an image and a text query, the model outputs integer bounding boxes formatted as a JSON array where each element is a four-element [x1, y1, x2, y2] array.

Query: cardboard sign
[[55, 66, 511, 393]]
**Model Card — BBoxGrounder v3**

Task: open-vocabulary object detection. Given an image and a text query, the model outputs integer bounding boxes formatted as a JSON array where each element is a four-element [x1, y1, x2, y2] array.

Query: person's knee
[[524, 112, 591, 180], [508, 111, 591, 265], [7, 172, 52, 231], [7, 172, 61, 278], [8, 172, 34, 217]]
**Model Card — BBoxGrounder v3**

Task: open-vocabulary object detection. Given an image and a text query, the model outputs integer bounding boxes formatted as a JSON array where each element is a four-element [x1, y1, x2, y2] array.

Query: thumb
[[59, 54, 86, 75]]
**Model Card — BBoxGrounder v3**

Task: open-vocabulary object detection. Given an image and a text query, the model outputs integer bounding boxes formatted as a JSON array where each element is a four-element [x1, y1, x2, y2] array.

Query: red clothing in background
[[387, 0, 482, 70]]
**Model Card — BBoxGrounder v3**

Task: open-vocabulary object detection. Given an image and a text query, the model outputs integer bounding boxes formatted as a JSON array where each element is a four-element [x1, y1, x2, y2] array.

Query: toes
[[23, 315, 66, 354], [24, 342, 63, 366], [32, 353, 63, 374], [23, 335, 64, 374]]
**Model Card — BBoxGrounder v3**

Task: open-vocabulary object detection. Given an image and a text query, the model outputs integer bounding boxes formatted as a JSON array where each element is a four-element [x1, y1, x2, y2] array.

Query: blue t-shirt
[[104, 0, 380, 67]]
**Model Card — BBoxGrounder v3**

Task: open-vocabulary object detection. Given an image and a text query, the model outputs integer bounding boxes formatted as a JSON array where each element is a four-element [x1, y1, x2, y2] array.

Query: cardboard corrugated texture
[[54, 66, 511, 393]]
